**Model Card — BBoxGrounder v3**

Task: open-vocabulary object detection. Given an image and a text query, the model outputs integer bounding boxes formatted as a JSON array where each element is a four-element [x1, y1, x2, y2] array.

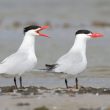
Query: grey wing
[[56, 51, 83, 65], [54, 52, 84, 73], [0, 53, 27, 73], [0, 52, 28, 73], [1, 52, 27, 65], [1, 53, 16, 64]]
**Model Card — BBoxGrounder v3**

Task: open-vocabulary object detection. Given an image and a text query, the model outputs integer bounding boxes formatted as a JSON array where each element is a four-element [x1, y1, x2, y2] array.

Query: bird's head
[[75, 30, 103, 39], [24, 25, 49, 37]]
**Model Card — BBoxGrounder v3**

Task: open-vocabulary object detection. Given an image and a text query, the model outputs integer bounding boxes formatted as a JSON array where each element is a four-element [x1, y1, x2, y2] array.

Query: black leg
[[65, 78, 68, 88], [19, 76, 23, 88], [14, 77, 17, 89], [75, 77, 78, 89]]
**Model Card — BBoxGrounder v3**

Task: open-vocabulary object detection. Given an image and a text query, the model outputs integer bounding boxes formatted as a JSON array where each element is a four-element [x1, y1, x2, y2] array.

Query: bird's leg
[[19, 76, 23, 88], [65, 78, 68, 88], [14, 77, 17, 89], [75, 77, 78, 89]]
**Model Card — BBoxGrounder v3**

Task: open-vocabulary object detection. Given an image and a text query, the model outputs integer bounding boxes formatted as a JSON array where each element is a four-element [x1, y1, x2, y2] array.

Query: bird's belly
[[5, 59, 37, 75], [55, 61, 87, 75], [67, 63, 87, 75], [18, 61, 37, 73]]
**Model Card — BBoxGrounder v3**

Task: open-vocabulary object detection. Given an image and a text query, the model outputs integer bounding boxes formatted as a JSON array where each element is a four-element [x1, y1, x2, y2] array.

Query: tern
[[0, 25, 48, 88], [45, 30, 103, 89]]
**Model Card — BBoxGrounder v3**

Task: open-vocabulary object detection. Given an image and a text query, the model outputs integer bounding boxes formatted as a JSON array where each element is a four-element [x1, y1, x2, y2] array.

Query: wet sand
[[1, 86, 110, 95], [0, 86, 110, 110]]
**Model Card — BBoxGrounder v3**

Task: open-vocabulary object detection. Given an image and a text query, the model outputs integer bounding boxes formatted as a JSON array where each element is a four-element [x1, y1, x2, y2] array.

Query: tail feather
[[45, 64, 57, 71]]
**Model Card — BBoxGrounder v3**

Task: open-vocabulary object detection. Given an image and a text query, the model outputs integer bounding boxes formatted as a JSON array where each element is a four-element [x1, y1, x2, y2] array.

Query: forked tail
[[45, 64, 57, 71]]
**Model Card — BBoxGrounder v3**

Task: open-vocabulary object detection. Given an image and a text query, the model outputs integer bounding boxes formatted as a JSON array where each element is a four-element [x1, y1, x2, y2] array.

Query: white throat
[[69, 35, 88, 54], [18, 33, 36, 53]]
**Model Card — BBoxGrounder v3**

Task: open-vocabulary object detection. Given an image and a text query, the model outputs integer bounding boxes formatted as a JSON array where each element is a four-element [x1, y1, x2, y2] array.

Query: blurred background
[[0, 0, 110, 87]]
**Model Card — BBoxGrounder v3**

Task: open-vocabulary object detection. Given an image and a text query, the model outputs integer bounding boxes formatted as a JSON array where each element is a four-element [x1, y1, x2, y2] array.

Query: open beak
[[89, 33, 104, 38], [36, 26, 49, 37]]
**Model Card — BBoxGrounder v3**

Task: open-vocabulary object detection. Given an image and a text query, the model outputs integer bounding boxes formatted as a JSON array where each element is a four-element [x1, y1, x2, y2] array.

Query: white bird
[[45, 30, 103, 89], [0, 25, 48, 88]]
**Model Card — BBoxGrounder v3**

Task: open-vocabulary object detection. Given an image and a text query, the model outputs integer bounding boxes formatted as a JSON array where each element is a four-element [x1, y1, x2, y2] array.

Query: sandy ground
[[1, 93, 110, 110], [0, 86, 110, 110]]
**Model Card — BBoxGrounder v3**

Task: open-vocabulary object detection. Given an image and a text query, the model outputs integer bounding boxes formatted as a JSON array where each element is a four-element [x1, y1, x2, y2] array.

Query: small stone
[[53, 106, 57, 109], [96, 93, 99, 96]]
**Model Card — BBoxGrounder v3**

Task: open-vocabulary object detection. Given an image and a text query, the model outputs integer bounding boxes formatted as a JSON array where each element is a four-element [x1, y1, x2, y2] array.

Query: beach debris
[[0, 86, 110, 96], [25, 21, 39, 27], [78, 86, 110, 95], [53, 106, 57, 110], [0, 88, 2, 93], [96, 93, 99, 96], [16, 102, 30, 106], [1, 86, 15, 93], [12, 21, 22, 28], [62, 22, 71, 28], [34, 106, 49, 110], [79, 107, 100, 110], [17, 86, 39, 95], [44, 21, 52, 28], [92, 21, 110, 27], [79, 106, 110, 110]]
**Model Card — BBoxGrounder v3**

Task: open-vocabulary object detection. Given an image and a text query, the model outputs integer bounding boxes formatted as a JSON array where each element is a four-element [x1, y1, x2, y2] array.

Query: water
[[0, 0, 110, 87]]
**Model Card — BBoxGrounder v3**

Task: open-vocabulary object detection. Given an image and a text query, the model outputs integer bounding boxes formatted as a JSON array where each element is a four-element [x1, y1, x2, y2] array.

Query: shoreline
[[1, 86, 110, 95], [1, 86, 110, 110]]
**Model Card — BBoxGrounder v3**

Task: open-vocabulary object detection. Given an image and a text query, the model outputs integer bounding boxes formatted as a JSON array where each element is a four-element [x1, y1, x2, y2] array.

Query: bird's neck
[[18, 34, 36, 53], [69, 37, 87, 54]]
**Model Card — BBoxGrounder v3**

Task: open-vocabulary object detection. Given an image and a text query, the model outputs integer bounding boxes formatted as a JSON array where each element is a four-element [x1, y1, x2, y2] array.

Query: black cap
[[75, 30, 92, 35], [24, 25, 41, 34]]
